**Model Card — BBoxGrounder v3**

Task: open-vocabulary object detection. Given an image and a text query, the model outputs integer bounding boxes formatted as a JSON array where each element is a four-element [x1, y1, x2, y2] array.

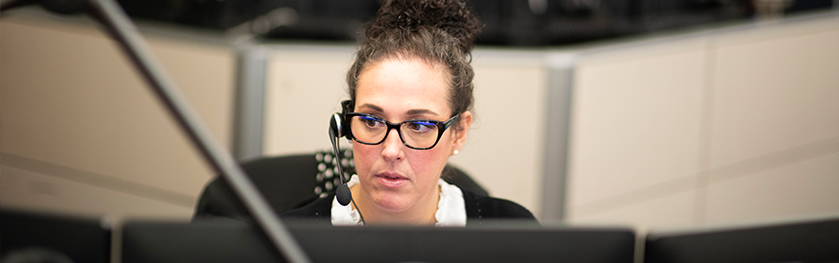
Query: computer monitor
[[122, 220, 636, 263], [0, 209, 111, 263], [644, 216, 839, 263]]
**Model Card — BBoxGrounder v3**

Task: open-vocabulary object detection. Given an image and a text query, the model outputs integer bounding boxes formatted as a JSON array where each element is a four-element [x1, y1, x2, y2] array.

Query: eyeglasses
[[347, 112, 460, 150]]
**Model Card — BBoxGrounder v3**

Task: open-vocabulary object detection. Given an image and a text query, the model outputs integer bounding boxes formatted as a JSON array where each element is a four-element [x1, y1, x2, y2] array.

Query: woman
[[283, 0, 536, 226]]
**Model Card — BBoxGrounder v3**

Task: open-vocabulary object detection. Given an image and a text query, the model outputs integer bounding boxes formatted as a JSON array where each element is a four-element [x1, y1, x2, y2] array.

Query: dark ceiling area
[[117, 0, 834, 46]]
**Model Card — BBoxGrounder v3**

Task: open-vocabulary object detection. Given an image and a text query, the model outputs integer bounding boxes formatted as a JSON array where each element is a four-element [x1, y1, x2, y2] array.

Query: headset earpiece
[[337, 100, 354, 138], [330, 113, 345, 138]]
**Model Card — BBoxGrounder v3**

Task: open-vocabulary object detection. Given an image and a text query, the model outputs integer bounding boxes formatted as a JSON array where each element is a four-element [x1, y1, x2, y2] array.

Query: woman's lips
[[375, 172, 408, 188]]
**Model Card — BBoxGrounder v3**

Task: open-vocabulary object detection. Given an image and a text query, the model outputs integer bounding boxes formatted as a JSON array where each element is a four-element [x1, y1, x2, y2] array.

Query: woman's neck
[[350, 184, 440, 225]]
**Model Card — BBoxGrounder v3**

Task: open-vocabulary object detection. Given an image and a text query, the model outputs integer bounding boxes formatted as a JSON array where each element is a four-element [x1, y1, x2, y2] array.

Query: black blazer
[[193, 154, 492, 221]]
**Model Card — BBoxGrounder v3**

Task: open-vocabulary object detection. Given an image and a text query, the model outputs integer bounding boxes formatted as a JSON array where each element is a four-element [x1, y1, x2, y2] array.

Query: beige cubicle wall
[[565, 11, 839, 229], [0, 11, 237, 221], [262, 45, 356, 155], [262, 45, 548, 216]]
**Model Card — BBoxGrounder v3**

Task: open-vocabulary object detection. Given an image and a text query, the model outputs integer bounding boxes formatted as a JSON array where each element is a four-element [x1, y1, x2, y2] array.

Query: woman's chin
[[370, 196, 413, 213]]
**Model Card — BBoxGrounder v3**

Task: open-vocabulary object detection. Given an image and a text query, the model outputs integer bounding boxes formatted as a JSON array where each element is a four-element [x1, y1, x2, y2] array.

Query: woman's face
[[352, 56, 471, 214]]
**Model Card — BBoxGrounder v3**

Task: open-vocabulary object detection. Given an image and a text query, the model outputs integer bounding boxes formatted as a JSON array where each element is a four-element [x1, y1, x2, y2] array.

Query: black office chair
[[193, 149, 489, 221]]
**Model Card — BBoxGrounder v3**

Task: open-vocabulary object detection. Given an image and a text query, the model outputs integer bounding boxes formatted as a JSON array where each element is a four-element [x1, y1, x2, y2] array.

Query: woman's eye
[[361, 117, 383, 127], [407, 122, 434, 133]]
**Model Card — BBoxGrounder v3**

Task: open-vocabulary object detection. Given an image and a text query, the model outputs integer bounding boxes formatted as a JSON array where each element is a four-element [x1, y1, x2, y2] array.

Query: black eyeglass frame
[[345, 112, 461, 150]]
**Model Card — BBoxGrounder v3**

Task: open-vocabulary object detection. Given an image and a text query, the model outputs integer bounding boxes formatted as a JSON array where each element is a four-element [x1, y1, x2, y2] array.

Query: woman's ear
[[452, 111, 472, 154]]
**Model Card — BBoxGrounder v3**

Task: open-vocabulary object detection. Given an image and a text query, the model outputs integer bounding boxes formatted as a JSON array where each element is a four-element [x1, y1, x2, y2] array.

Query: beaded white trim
[[331, 175, 467, 226]]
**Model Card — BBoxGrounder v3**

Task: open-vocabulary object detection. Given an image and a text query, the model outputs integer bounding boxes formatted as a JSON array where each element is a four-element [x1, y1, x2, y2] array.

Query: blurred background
[[116, 0, 833, 45], [1, 0, 838, 233]]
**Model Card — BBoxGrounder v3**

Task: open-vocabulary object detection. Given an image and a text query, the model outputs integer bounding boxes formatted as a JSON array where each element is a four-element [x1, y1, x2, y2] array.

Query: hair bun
[[368, 0, 481, 53]]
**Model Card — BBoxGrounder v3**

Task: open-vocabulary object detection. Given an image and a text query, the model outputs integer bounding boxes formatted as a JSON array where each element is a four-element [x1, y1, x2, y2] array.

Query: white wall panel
[[705, 152, 839, 224], [568, 39, 706, 208], [710, 27, 839, 168], [565, 13, 839, 229], [567, 190, 696, 230], [263, 46, 355, 156]]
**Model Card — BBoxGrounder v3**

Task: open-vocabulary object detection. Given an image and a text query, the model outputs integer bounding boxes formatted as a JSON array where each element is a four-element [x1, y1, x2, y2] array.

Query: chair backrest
[[193, 150, 488, 220]]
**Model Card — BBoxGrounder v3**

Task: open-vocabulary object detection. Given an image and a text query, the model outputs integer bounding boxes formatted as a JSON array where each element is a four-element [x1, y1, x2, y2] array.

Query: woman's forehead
[[355, 57, 452, 117]]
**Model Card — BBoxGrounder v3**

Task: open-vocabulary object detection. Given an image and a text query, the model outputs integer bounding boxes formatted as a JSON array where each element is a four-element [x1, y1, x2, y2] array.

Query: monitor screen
[[122, 219, 635, 263], [644, 216, 839, 263], [0, 209, 111, 263]]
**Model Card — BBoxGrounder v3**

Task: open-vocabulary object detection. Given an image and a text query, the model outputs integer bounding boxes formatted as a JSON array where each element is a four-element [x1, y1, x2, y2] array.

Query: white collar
[[331, 174, 467, 227]]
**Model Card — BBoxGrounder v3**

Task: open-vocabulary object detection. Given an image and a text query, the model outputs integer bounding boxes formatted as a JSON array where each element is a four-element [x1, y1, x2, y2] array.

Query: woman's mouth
[[375, 172, 408, 188]]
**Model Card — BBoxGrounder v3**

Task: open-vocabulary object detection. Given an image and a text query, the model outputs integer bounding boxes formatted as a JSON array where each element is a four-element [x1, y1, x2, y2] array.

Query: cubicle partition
[[564, 10, 839, 228]]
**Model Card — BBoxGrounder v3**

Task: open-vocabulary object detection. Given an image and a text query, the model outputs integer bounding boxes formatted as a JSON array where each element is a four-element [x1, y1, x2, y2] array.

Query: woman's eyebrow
[[357, 103, 440, 118], [358, 104, 438, 115], [407, 109, 439, 117], [356, 103, 384, 113]]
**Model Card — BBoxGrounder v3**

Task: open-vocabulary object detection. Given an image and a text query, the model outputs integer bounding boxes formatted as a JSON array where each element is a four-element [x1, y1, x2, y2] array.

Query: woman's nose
[[380, 128, 403, 161]]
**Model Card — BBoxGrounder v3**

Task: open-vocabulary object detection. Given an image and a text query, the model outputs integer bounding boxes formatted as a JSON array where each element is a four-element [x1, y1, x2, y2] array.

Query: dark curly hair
[[346, 0, 481, 124]]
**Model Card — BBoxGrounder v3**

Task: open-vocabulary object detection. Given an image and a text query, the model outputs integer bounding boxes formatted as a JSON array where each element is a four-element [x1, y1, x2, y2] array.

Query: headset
[[328, 100, 365, 225]]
